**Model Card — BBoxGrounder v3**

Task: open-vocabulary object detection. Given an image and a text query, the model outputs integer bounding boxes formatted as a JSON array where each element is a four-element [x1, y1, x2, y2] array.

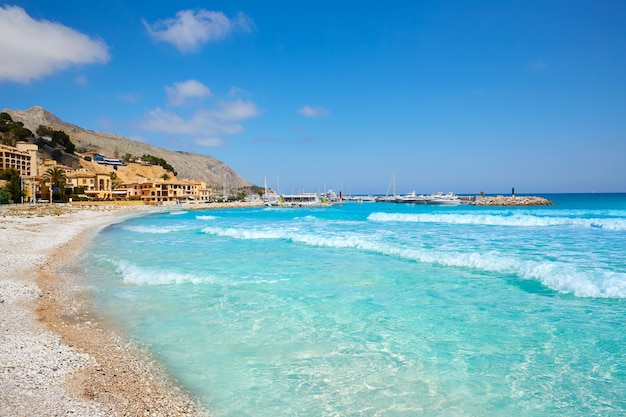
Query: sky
[[1, 1, 625, 194]]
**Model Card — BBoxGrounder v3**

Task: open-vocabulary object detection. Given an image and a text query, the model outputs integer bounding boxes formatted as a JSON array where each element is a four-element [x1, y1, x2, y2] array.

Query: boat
[[425, 192, 462, 205], [396, 191, 430, 204], [356, 195, 377, 203], [278, 193, 333, 207], [377, 168, 399, 202]]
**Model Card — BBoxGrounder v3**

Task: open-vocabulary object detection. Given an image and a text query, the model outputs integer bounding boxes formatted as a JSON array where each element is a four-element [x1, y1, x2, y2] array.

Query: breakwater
[[472, 196, 554, 206]]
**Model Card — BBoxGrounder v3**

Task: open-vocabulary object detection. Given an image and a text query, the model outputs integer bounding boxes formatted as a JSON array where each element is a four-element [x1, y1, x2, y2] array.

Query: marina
[[261, 190, 551, 207]]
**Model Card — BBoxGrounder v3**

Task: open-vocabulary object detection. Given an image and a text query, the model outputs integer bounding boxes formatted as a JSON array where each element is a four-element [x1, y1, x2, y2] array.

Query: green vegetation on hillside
[[36, 125, 76, 154], [0, 112, 33, 146], [142, 154, 177, 176], [0, 113, 77, 163]]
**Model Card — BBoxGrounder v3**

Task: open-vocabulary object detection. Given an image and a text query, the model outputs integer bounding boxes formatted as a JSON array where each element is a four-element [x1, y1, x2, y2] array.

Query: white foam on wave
[[115, 260, 211, 285], [368, 212, 626, 230], [516, 260, 626, 298], [201, 226, 296, 240], [202, 226, 378, 251], [114, 260, 289, 287], [169, 210, 188, 216], [370, 243, 626, 298], [294, 215, 319, 221], [201, 224, 626, 298], [229, 277, 291, 286], [196, 215, 217, 220], [122, 224, 192, 234]]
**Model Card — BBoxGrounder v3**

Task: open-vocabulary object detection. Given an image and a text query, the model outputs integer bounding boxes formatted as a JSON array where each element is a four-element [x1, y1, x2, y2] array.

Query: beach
[[3, 197, 624, 416], [0, 203, 210, 417]]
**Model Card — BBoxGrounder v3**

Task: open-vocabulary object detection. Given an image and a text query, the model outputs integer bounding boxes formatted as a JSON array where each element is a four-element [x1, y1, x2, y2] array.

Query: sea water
[[81, 194, 626, 416]]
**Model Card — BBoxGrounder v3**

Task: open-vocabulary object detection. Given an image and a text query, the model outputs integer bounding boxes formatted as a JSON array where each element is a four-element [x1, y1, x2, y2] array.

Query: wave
[[115, 261, 212, 285], [122, 224, 194, 234], [114, 260, 290, 287], [200, 225, 626, 298], [201, 226, 298, 240], [368, 212, 626, 231], [169, 210, 188, 216], [394, 248, 626, 299], [196, 215, 217, 220]]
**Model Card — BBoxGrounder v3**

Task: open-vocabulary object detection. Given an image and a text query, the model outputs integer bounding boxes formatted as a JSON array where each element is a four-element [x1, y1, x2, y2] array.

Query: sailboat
[[376, 168, 399, 202]]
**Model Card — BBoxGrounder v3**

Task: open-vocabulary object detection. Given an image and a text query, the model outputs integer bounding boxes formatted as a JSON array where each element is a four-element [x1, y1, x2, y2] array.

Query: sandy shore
[[0, 203, 215, 416]]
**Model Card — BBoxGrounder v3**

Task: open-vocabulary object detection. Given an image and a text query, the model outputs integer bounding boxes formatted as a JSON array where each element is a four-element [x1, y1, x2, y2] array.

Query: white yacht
[[425, 192, 462, 205], [396, 191, 430, 204]]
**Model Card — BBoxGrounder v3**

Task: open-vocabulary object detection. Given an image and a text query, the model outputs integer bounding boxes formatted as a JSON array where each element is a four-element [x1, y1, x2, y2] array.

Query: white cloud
[[166, 80, 212, 106], [194, 137, 225, 147], [143, 9, 252, 53], [228, 86, 249, 97], [139, 100, 259, 147], [298, 105, 330, 118], [0, 6, 110, 83]]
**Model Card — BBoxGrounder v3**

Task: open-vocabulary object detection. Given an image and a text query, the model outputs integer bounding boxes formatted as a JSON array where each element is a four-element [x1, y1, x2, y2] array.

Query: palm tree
[[42, 166, 67, 202]]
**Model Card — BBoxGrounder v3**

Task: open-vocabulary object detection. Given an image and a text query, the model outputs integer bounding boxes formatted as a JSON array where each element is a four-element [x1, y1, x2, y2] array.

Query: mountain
[[2, 106, 254, 190]]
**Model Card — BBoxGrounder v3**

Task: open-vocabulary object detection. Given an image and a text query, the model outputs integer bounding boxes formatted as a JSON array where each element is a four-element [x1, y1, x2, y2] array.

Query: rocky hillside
[[3, 106, 253, 189]]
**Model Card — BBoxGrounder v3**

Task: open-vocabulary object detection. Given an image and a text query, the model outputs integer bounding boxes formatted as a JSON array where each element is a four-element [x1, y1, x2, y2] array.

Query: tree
[[42, 166, 67, 202], [142, 154, 177, 176], [51, 149, 63, 162], [0, 112, 13, 134], [36, 125, 54, 137], [51, 130, 75, 154], [0, 187, 10, 204], [0, 113, 32, 145], [0, 169, 23, 203], [0, 113, 10, 133], [110, 172, 121, 189]]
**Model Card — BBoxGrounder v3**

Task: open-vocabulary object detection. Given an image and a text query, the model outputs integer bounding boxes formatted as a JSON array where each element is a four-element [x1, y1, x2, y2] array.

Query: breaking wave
[[114, 260, 212, 285], [121, 224, 194, 234], [368, 212, 626, 231], [200, 225, 626, 298], [196, 215, 217, 220]]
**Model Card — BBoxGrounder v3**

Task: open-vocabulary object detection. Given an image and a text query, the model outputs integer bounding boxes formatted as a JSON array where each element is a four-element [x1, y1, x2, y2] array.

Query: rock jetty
[[471, 196, 554, 206]]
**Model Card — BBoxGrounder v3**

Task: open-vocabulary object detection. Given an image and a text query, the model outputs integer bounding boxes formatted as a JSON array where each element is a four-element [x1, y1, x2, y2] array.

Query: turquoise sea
[[80, 194, 626, 416]]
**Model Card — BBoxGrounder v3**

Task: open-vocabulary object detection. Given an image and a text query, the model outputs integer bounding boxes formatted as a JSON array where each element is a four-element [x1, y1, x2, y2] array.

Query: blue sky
[[1, 1, 625, 194]]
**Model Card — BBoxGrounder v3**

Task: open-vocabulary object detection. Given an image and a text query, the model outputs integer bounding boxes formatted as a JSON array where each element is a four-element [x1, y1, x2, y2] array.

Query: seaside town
[[0, 140, 226, 206], [0, 138, 554, 208], [1, 136, 552, 210]]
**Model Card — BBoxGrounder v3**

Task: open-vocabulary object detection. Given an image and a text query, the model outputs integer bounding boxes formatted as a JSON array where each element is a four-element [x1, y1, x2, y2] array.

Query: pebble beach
[[0, 203, 211, 417]]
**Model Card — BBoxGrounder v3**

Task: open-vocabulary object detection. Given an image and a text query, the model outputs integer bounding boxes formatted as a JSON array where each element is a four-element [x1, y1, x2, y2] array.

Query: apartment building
[[65, 169, 113, 200], [129, 179, 214, 204], [0, 142, 38, 176]]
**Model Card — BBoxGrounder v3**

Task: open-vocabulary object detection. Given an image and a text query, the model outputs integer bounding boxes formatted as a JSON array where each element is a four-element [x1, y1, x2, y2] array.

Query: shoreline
[[0, 204, 210, 416]]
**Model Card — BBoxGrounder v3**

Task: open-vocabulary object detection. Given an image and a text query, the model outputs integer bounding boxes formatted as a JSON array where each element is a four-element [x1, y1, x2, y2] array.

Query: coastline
[[0, 204, 211, 416]]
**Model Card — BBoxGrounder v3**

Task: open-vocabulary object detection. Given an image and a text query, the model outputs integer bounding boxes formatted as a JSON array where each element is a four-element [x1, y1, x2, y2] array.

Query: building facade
[[65, 169, 113, 200], [0, 142, 38, 177]]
